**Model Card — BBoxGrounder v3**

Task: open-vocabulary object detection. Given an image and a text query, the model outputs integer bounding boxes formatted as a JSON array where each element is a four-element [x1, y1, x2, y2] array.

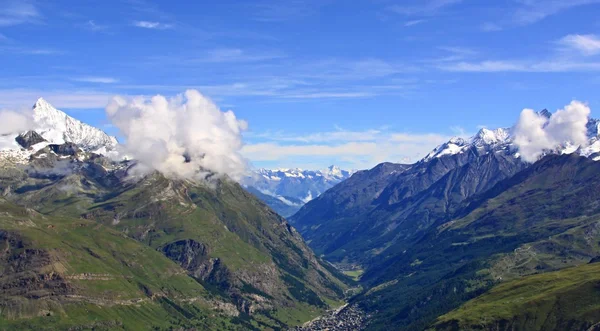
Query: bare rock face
[[15, 131, 46, 149], [49, 142, 80, 156], [160, 239, 210, 271], [160, 239, 231, 288]]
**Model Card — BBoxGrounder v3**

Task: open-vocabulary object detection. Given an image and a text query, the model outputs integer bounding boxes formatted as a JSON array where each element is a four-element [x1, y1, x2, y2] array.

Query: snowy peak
[[423, 111, 600, 163], [254, 165, 355, 182], [32, 98, 118, 152], [424, 127, 512, 162], [326, 165, 344, 178], [470, 128, 511, 146]]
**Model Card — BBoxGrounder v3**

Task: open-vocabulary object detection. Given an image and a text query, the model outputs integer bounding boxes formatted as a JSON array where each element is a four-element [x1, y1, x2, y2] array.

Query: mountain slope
[[356, 154, 600, 330], [290, 129, 526, 266], [0, 198, 242, 330], [0, 139, 347, 328], [291, 115, 600, 269], [432, 261, 600, 331]]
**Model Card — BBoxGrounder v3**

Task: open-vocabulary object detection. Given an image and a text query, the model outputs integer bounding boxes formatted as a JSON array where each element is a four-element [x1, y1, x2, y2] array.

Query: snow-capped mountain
[[242, 165, 356, 217], [0, 98, 118, 163], [32, 98, 118, 152], [423, 111, 600, 163], [423, 127, 513, 162]]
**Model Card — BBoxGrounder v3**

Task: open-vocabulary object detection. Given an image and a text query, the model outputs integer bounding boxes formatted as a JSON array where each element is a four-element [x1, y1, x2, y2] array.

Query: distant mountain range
[[242, 166, 356, 217]]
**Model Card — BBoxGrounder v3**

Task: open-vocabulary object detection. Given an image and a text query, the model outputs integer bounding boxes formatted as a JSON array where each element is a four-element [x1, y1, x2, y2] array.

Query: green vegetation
[[0, 150, 349, 329], [432, 262, 600, 331], [342, 269, 364, 281]]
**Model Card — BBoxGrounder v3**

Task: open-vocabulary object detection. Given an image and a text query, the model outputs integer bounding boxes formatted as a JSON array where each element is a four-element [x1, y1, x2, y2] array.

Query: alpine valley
[[3, 99, 600, 331]]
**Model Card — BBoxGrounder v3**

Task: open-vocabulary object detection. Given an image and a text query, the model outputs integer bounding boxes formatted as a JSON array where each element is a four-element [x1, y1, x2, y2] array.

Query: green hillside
[[0, 146, 347, 330], [0, 198, 240, 330], [432, 261, 600, 331]]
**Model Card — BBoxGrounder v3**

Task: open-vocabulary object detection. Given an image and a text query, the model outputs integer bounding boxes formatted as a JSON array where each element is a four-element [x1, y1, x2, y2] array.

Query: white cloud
[[132, 21, 173, 29], [251, 0, 328, 22], [194, 48, 285, 63], [106, 89, 248, 181], [481, 22, 502, 32], [86, 20, 109, 32], [0, 109, 33, 135], [0, 0, 39, 26], [389, 0, 463, 16], [437, 60, 600, 72], [242, 128, 456, 169], [404, 19, 426, 27], [281, 92, 374, 99], [0, 89, 115, 109], [438, 60, 526, 72], [558, 34, 600, 56], [14, 48, 64, 55], [514, 101, 591, 162], [73, 77, 119, 84], [247, 129, 384, 143], [513, 0, 600, 25]]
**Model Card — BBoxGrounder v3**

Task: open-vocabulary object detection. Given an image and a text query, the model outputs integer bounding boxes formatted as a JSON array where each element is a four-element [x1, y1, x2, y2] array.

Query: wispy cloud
[[437, 60, 600, 72], [389, 0, 463, 16], [129, 54, 417, 99], [281, 92, 375, 99], [72, 77, 119, 84], [558, 34, 600, 56], [404, 19, 427, 27], [435, 33, 600, 72], [424, 46, 478, 63], [0, 0, 40, 27], [251, 0, 329, 22], [85, 20, 109, 32], [0, 89, 116, 109], [242, 127, 459, 169], [132, 21, 173, 29], [481, 22, 502, 32], [513, 0, 600, 25], [295, 58, 417, 81], [24, 49, 64, 55], [0, 46, 64, 56], [196, 48, 285, 63]]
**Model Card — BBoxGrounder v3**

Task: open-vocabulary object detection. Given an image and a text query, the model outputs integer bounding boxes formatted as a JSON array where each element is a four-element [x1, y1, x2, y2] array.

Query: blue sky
[[2, 0, 600, 170]]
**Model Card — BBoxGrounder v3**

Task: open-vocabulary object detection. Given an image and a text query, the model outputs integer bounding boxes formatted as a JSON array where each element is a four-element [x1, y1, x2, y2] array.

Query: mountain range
[[3, 99, 600, 330], [0, 99, 348, 330], [291, 110, 600, 330], [242, 166, 355, 217]]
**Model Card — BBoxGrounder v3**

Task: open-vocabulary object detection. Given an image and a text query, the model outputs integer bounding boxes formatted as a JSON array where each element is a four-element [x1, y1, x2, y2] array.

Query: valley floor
[[290, 304, 369, 331]]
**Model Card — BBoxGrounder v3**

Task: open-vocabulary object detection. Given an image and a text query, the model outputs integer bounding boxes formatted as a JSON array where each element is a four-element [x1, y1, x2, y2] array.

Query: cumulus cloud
[[514, 101, 591, 162], [0, 109, 33, 135], [106, 89, 248, 181]]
